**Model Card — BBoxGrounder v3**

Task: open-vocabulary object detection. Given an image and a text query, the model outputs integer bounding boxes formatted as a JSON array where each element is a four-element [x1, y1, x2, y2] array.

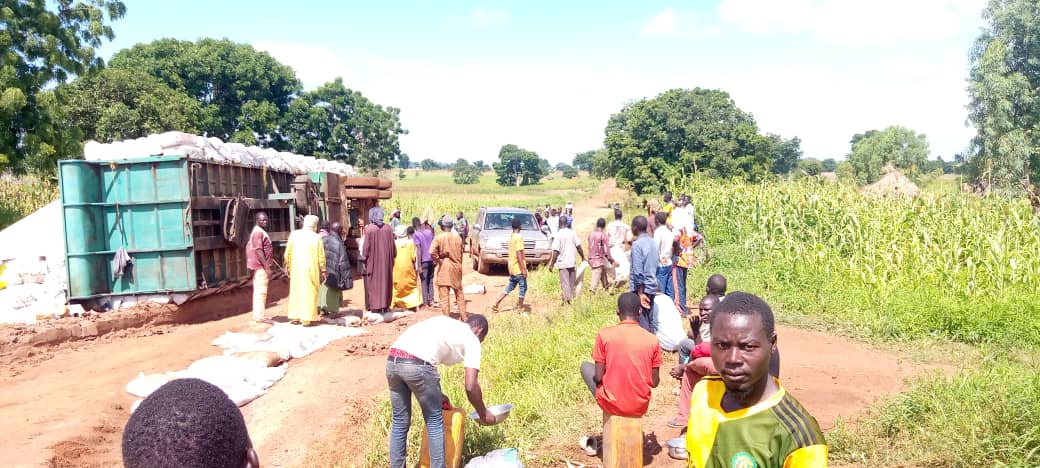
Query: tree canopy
[[603, 88, 800, 194], [452, 158, 480, 184], [1, 0, 127, 173], [847, 126, 929, 184], [966, 0, 1040, 196], [573, 150, 595, 172], [109, 38, 301, 146], [493, 144, 546, 186], [280, 78, 405, 174], [57, 68, 205, 143]]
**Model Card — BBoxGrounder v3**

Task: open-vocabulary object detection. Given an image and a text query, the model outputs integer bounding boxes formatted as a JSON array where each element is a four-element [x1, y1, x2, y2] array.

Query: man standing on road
[[550, 216, 585, 304], [246, 212, 273, 325], [606, 208, 631, 286], [686, 292, 825, 468], [319, 222, 353, 316], [386, 315, 496, 468], [579, 292, 662, 430], [654, 211, 676, 305], [491, 216, 528, 313], [431, 215, 467, 320], [453, 211, 469, 241], [413, 216, 435, 308], [545, 208, 561, 238], [360, 207, 396, 314], [285, 215, 326, 326], [587, 218, 616, 292], [629, 215, 659, 330]]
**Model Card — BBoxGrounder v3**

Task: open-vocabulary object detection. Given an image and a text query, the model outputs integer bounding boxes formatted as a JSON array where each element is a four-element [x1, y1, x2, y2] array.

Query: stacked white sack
[[0, 200, 67, 325], [83, 132, 357, 176]]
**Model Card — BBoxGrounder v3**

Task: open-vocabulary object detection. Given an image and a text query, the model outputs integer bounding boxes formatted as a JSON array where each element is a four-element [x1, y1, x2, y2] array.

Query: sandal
[[666, 417, 686, 428], [490, 304, 500, 313]]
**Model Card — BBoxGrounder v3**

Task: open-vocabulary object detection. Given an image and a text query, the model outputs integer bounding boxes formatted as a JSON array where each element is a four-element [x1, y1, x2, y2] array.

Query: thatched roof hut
[[861, 165, 920, 197]]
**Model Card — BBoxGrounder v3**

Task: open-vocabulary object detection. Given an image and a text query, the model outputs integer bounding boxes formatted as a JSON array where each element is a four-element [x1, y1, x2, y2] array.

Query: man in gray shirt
[[550, 216, 585, 304]]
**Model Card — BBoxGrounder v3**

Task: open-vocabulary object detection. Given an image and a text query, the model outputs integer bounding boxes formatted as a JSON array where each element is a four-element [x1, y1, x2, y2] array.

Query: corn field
[[676, 177, 1040, 345], [0, 174, 59, 230]]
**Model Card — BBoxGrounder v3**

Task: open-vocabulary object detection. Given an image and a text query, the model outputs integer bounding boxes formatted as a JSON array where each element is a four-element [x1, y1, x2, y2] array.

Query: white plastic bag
[[464, 448, 523, 467]]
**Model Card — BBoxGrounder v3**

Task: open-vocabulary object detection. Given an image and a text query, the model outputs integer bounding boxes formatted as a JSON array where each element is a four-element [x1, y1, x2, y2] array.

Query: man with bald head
[[246, 212, 273, 325], [320, 222, 353, 316]]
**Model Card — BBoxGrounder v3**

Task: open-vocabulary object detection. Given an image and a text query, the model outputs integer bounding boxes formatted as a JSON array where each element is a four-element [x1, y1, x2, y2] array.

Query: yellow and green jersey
[[686, 376, 827, 468]]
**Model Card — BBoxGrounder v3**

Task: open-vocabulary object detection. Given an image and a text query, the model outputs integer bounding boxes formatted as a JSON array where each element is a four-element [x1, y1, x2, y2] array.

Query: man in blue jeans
[[492, 216, 528, 313], [386, 315, 496, 468]]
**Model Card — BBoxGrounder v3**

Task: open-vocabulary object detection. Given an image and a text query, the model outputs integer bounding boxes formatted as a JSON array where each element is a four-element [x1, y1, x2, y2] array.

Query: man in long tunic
[[285, 215, 325, 326], [319, 222, 353, 316], [430, 215, 466, 320], [360, 206, 396, 313], [392, 225, 423, 309]]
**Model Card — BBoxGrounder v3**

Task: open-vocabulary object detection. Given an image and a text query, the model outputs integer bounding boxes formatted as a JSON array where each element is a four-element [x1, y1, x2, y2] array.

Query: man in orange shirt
[[579, 292, 663, 418]]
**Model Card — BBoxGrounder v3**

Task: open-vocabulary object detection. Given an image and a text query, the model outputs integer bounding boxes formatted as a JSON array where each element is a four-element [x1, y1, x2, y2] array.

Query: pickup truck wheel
[[477, 255, 491, 275]]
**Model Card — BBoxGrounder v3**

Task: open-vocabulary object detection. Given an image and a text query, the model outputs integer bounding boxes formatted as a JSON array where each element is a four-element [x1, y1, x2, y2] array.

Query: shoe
[[667, 417, 685, 428], [578, 436, 598, 456], [490, 304, 500, 313], [290, 319, 301, 325]]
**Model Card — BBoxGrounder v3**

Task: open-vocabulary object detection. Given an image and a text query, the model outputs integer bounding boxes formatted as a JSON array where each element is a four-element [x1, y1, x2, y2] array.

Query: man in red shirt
[[246, 212, 273, 324], [580, 292, 663, 418]]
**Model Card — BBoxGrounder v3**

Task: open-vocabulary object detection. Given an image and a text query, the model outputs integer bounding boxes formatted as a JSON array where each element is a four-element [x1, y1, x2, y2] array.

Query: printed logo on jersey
[[730, 451, 758, 468]]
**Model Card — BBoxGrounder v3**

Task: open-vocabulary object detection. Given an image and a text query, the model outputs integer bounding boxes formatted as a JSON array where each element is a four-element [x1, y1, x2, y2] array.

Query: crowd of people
[[120, 193, 826, 468]]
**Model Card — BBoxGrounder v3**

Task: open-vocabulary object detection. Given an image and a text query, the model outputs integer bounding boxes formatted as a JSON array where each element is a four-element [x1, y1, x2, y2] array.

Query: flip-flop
[[667, 417, 685, 428]]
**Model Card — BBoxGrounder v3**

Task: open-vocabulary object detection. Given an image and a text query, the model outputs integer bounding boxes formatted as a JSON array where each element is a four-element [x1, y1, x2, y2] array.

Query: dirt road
[[0, 179, 928, 467]]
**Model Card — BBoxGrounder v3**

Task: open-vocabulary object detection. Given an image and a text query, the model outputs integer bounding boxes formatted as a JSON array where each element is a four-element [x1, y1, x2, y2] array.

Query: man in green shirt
[[686, 292, 827, 468]]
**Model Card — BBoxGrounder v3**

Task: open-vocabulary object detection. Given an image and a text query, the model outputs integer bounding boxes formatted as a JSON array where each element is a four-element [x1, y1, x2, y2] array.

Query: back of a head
[[709, 291, 775, 337], [123, 378, 252, 468], [411, 217, 421, 229], [631, 215, 647, 233], [707, 274, 727, 295], [613, 208, 623, 220], [511, 216, 522, 230], [654, 210, 668, 225], [596, 218, 606, 229], [466, 314, 490, 339], [617, 292, 641, 318]]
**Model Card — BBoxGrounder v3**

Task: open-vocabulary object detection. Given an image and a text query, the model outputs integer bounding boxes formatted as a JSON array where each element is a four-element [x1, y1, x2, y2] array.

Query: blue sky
[[97, 0, 988, 164]]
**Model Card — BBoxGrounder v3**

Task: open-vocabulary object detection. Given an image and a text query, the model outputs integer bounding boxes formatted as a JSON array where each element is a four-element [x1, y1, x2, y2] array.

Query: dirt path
[[0, 179, 929, 467]]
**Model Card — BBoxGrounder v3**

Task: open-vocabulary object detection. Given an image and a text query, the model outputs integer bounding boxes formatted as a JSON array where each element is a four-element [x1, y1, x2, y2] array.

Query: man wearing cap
[[360, 206, 396, 314], [431, 215, 467, 320], [319, 222, 353, 316]]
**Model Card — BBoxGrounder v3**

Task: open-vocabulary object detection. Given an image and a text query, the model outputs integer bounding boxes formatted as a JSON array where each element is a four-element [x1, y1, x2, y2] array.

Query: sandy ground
[[0, 179, 933, 467]]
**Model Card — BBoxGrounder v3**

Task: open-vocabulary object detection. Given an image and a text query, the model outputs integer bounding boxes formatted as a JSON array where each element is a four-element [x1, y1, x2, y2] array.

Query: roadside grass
[[359, 276, 618, 466], [0, 173, 58, 230], [390, 170, 599, 220]]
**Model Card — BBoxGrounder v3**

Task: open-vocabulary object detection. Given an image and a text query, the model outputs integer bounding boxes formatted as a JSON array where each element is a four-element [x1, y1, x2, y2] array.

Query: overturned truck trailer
[[58, 155, 391, 307]]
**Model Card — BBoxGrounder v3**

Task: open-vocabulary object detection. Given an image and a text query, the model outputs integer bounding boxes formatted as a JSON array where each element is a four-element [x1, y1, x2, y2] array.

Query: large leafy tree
[[1, 0, 127, 173], [604, 88, 795, 193], [109, 38, 300, 145], [56, 68, 206, 142], [493, 144, 545, 186], [847, 126, 930, 184], [573, 150, 595, 172], [452, 158, 480, 184], [966, 0, 1040, 196], [280, 78, 406, 175]]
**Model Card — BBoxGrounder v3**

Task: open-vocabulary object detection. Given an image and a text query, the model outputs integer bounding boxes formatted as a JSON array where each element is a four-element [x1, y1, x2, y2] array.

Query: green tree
[[589, 149, 614, 179], [281, 78, 406, 175], [473, 160, 486, 171], [554, 162, 568, 172], [420, 158, 440, 171], [398, 153, 411, 170], [847, 126, 930, 184], [0, 0, 127, 173], [768, 134, 803, 175], [452, 158, 480, 184], [798, 158, 822, 177], [56, 68, 205, 143], [561, 164, 578, 179], [966, 0, 1040, 195], [538, 158, 552, 174], [604, 88, 791, 193], [493, 144, 545, 186], [109, 38, 300, 146], [836, 161, 856, 183], [821, 158, 838, 172], [573, 150, 595, 172]]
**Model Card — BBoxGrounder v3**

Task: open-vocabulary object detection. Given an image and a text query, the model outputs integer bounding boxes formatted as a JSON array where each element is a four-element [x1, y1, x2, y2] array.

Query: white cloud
[[470, 7, 510, 28], [641, 8, 718, 38], [642, 8, 681, 37], [718, 0, 987, 45]]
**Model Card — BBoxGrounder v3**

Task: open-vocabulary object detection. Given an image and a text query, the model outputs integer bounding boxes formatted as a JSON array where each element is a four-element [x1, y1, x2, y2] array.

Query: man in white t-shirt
[[550, 217, 586, 304], [637, 294, 687, 352], [653, 211, 677, 304], [605, 208, 631, 287], [545, 208, 561, 238], [386, 315, 495, 468]]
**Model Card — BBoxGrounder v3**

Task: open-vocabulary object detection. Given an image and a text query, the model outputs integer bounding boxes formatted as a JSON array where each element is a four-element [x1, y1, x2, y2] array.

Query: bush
[[453, 163, 480, 185], [561, 165, 578, 179]]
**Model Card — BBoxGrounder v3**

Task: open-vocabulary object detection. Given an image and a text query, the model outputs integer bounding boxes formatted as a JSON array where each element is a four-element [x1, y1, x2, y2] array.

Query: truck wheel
[[477, 256, 491, 275]]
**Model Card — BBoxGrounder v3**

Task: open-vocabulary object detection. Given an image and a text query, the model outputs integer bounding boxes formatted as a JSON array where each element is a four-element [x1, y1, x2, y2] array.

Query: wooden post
[[602, 413, 643, 468]]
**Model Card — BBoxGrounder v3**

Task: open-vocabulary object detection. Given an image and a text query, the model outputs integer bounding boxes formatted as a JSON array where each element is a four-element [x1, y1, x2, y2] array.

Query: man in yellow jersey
[[686, 292, 827, 468], [491, 216, 528, 312]]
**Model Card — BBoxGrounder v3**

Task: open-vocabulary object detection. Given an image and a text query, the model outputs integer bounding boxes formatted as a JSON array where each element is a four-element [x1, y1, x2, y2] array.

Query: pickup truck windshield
[[485, 212, 538, 231]]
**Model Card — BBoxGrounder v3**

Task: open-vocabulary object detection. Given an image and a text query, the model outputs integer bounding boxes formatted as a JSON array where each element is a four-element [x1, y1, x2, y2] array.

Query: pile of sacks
[[83, 131, 357, 176], [0, 201, 68, 324], [126, 322, 367, 408]]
